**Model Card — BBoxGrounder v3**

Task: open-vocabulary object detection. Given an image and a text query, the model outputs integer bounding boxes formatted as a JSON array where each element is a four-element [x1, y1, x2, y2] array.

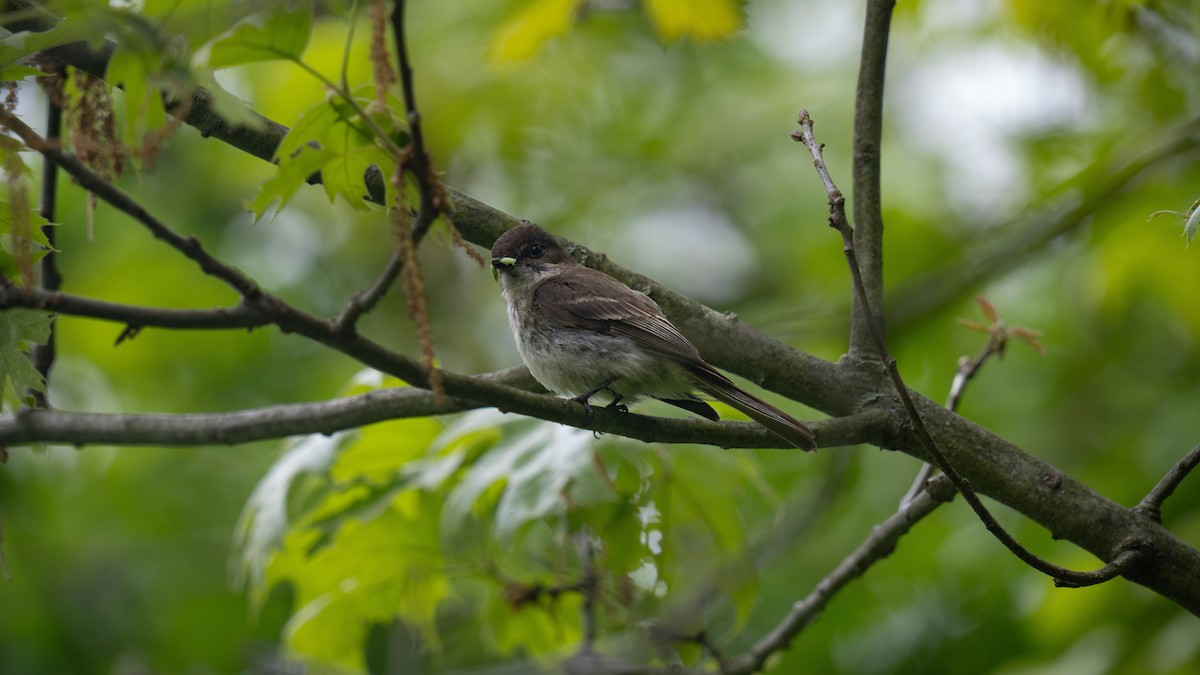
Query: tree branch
[[333, 250, 406, 333], [0, 287, 268, 332], [0, 387, 473, 446], [0, 380, 879, 450], [0, 108, 264, 301], [848, 0, 894, 360], [796, 109, 1148, 589], [1138, 443, 1200, 523], [390, 0, 441, 242], [332, 0, 449, 334], [728, 475, 957, 675], [901, 299, 1031, 506]]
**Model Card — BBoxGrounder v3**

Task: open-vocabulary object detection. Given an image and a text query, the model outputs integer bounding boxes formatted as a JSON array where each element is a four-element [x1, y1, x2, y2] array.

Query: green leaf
[[0, 309, 52, 406], [249, 146, 336, 221], [200, 6, 313, 69], [483, 581, 582, 656], [264, 94, 396, 212], [487, 0, 576, 66], [0, 195, 54, 282], [440, 411, 595, 541], [235, 389, 443, 597], [651, 448, 773, 632], [643, 0, 742, 42], [329, 415, 443, 484], [232, 432, 346, 599], [0, 64, 47, 80], [240, 376, 449, 660], [569, 497, 645, 575], [0, 20, 89, 72], [275, 98, 341, 162], [105, 45, 169, 152], [1183, 206, 1199, 249], [317, 110, 393, 210], [270, 491, 448, 667]]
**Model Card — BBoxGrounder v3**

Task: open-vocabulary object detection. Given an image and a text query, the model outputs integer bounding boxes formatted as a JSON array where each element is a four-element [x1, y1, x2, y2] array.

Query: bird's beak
[[491, 256, 516, 281]]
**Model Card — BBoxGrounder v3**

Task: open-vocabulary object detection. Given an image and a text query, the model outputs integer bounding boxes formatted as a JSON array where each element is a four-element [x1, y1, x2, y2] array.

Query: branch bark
[[848, 0, 894, 360], [0, 374, 883, 450], [1138, 443, 1200, 524], [0, 287, 267, 331]]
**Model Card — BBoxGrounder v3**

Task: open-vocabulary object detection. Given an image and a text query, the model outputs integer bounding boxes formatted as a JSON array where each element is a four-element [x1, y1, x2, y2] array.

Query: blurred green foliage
[[2, 0, 1200, 673]]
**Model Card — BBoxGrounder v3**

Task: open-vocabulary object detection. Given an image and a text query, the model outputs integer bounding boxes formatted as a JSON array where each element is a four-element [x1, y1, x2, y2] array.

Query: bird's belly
[[515, 324, 692, 403]]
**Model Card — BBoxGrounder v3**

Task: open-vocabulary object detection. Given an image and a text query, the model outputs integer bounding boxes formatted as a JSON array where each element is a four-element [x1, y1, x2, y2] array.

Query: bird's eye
[[528, 243, 544, 258]]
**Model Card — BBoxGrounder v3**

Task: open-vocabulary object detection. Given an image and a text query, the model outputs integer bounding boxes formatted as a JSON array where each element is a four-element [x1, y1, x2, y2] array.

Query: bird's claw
[[572, 394, 628, 430], [603, 395, 628, 414], [571, 396, 596, 426]]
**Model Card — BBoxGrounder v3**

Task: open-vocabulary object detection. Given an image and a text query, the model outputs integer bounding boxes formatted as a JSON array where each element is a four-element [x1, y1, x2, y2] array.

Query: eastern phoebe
[[491, 224, 817, 450]]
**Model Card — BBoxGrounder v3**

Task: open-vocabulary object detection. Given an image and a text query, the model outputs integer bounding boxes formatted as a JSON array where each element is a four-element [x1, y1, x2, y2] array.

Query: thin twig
[[0, 108, 264, 300], [0, 286, 268, 331], [901, 336, 1003, 506], [332, 250, 405, 333], [29, 91, 61, 407], [794, 109, 1143, 589], [331, 0, 449, 380], [339, 0, 363, 91], [641, 623, 731, 673], [390, 0, 442, 241], [328, 0, 408, 333], [726, 476, 957, 674], [1138, 443, 1200, 523]]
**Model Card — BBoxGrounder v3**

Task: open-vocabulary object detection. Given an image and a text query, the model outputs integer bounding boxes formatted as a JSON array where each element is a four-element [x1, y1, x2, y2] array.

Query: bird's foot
[[572, 376, 619, 427], [605, 395, 628, 414], [570, 394, 596, 426]]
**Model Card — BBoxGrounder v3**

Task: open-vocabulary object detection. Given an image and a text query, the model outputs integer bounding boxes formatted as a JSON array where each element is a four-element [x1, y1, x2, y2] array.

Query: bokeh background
[[2, 0, 1199, 672]]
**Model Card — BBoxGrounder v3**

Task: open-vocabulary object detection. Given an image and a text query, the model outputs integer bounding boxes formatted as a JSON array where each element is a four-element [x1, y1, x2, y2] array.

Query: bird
[[490, 223, 817, 450]]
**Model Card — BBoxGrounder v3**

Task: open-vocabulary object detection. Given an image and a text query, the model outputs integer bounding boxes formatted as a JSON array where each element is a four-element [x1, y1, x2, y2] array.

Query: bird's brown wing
[[533, 268, 704, 364], [534, 268, 817, 449]]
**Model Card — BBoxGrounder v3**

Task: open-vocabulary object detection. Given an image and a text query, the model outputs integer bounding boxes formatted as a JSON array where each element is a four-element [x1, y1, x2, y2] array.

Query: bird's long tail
[[689, 365, 817, 450]]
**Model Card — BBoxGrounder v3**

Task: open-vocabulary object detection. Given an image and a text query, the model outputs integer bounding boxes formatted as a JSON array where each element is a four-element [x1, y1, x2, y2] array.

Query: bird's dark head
[[490, 224, 575, 281]]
